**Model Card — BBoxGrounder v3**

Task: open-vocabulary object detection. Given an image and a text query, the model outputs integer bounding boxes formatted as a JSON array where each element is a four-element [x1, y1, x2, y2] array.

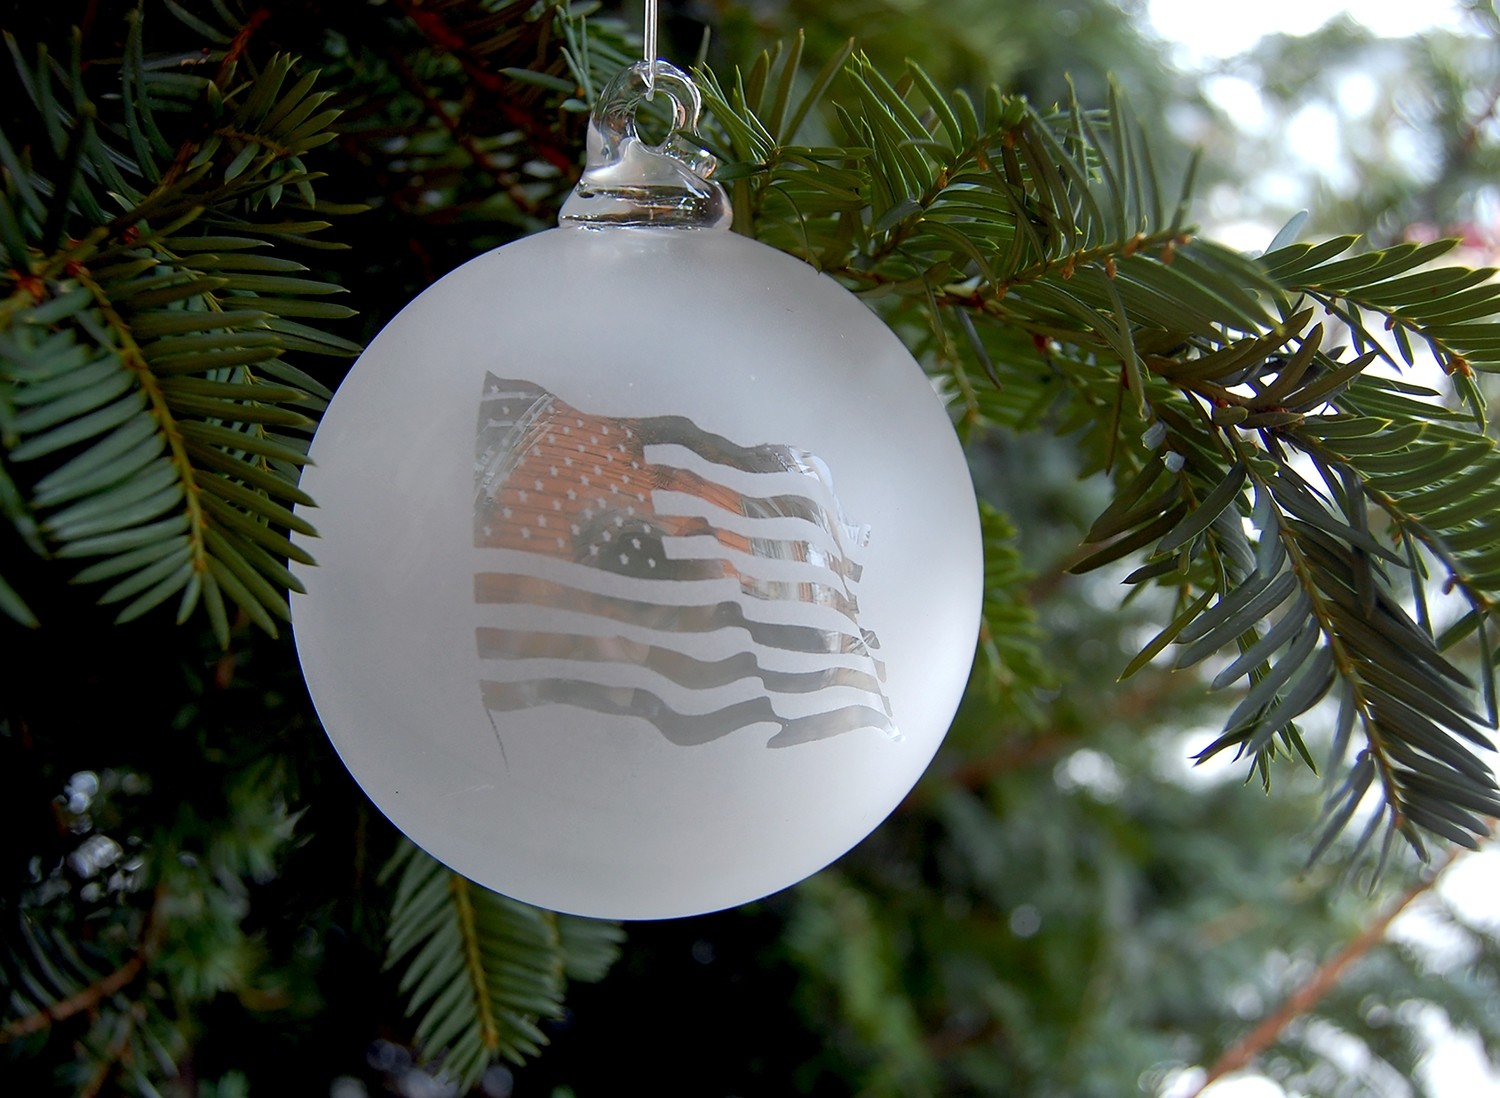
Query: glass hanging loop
[[559, 60, 731, 230]]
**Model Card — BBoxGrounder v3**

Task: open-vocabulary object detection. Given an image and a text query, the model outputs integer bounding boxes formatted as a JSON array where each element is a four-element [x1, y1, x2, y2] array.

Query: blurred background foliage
[[3, 2, 1500, 1097]]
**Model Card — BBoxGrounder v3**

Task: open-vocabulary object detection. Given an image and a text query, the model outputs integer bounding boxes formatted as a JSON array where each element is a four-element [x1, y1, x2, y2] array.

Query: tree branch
[[391, 0, 578, 174], [1186, 843, 1469, 1097], [0, 954, 145, 1042], [159, 6, 272, 189], [381, 46, 547, 215]]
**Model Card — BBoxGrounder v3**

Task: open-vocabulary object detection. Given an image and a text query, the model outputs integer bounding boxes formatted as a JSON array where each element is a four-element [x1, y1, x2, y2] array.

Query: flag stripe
[[651, 489, 853, 555], [480, 678, 898, 747], [646, 458, 865, 545], [635, 419, 828, 476], [658, 530, 865, 588], [471, 548, 867, 626], [475, 572, 882, 660], [477, 627, 890, 701]]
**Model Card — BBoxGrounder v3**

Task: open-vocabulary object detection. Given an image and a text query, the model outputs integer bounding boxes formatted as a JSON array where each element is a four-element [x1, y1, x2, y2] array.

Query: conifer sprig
[[381, 842, 623, 1089], [0, 8, 355, 643], [697, 43, 1500, 862]]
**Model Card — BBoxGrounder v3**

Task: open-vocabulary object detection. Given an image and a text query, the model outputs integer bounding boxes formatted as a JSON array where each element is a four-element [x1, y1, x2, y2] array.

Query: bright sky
[[1141, 9, 1497, 1098], [1144, 0, 1488, 254], [1148, 0, 1469, 66]]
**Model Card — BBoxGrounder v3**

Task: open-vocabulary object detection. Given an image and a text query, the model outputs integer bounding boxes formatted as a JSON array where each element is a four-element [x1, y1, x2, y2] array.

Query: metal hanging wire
[[643, 0, 659, 94]]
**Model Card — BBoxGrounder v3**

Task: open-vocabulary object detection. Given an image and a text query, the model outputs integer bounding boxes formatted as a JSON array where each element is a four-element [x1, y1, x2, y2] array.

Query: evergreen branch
[[68, 262, 214, 603], [1053, 304, 1500, 856], [77, 1003, 148, 1098], [1069, 364, 1500, 855], [449, 873, 504, 1055], [0, 953, 145, 1042], [1, 18, 353, 639], [323, 1, 632, 242], [381, 841, 621, 1089], [699, 42, 1500, 860], [1264, 235, 1500, 418], [973, 501, 1051, 712], [390, 0, 584, 174], [380, 46, 549, 216]]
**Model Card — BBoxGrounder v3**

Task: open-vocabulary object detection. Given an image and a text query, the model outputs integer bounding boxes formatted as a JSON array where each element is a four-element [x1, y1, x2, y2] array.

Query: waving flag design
[[473, 375, 894, 748]]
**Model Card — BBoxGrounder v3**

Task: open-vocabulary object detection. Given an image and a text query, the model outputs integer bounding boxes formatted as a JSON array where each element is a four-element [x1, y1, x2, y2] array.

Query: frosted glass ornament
[[291, 61, 982, 919]]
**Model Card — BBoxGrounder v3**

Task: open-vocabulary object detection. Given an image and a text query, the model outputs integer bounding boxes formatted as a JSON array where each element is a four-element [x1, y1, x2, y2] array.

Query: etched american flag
[[473, 375, 895, 748]]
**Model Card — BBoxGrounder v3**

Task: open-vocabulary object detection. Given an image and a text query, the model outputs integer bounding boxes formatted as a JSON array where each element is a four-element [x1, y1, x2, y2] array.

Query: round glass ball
[[291, 225, 982, 919]]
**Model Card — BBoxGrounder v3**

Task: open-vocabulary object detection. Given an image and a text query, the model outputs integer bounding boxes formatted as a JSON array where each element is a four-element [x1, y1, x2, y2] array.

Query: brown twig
[[1185, 844, 1468, 1097], [158, 6, 272, 189], [381, 47, 548, 215], [215, 7, 271, 84], [2, 878, 170, 1048], [77, 1002, 146, 1098], [912, 670, 1207, 806], [391, 0, 577, 174], [0, 954, 145, 1042]]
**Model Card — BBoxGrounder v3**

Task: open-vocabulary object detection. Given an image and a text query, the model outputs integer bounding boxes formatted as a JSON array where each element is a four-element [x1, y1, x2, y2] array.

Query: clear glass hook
[[559, 60, 732, 230]]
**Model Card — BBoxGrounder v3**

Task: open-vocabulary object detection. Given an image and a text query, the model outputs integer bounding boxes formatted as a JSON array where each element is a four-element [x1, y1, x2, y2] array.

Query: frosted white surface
[[291, 226, 982, 919]]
